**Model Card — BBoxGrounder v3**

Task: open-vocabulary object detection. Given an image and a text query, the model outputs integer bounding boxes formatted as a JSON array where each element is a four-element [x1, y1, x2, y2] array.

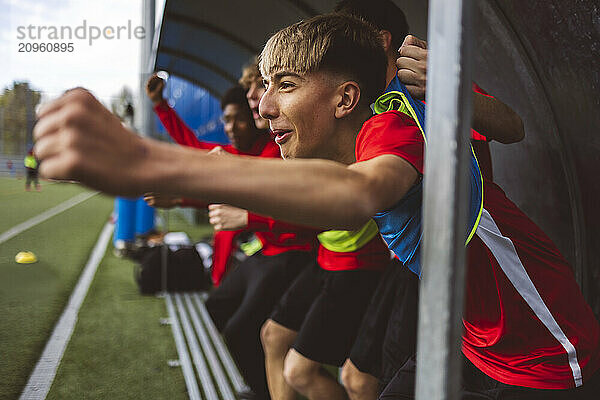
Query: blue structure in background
[[114, 197, 137, 248], [113, 197, 158, 247], [155, 75, 229, 145], [136, 198, 156, 235]]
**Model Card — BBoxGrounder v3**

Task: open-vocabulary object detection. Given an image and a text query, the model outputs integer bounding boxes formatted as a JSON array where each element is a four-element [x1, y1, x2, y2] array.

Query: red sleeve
[[154, 100, 216, 150], [472, 83, 493, 98], [211, 230, 242, 286], [247, 213, 271, 231], [471, 130, 488, 141], [247, 213, 318, 235], [355, 111, 425, 174], [258, 140, 281, 158]]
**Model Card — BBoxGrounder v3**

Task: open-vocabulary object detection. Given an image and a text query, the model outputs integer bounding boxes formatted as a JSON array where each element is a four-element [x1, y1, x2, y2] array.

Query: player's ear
[[334, 81, 361, 119], [380, 30, 393, 53]]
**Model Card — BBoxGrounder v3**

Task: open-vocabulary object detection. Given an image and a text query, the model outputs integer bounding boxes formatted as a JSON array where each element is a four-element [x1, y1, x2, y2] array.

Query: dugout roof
[[152, 0, 428, 98]]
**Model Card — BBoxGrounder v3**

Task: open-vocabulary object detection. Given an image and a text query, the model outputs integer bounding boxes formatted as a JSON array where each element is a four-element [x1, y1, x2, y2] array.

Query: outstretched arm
[[34, 89, 418, 230], [397, 35, 524, 144], [471, 89, 524, 144], [208, 204, 318, 234]]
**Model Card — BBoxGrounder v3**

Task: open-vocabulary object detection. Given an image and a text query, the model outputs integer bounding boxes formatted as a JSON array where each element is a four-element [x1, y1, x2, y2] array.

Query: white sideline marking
[[19, 222, 114, 400], [0, 191, 98, 245]]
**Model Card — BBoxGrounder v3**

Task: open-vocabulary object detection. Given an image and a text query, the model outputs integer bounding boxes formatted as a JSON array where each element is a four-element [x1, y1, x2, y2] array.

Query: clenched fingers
[[208, 204, 224, 212], [401, 34, 427, 49], [398, 44, 428, 62], [146, 74, 165, 94], [396, 67, 424, 88], [36, 88, 95, 120]]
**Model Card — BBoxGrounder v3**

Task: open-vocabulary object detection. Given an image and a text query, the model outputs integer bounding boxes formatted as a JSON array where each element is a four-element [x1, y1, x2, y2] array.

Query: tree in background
[[0, 82, 41, 155], [110, 85, 135, 124]]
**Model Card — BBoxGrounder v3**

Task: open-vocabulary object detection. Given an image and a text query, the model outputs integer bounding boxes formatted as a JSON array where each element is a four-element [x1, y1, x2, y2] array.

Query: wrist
[[151, 97, 165, 107], [134, 139, 177, 195], [140, 141, 213, 201]]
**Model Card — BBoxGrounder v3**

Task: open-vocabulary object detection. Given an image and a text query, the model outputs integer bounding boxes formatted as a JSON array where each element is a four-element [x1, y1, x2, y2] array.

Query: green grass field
[[46, 247, 187, 400], [0, 178, 90, 233], [0, 177, 204, 399]]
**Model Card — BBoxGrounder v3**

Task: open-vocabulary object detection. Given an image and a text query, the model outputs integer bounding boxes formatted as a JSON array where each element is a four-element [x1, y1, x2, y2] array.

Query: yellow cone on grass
[[15, 251, 38, 264]]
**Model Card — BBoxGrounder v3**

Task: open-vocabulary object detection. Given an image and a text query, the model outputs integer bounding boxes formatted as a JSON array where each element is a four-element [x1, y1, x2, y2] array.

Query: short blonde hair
[[239, 56, 261, 89], [259, 13, 387, 107]]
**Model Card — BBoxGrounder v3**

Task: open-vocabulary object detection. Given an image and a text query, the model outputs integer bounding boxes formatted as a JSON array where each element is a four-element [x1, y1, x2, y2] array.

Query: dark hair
[[220, 85, 252, 118], [260, 13, 387, 109], [334, 0, 409, 53]]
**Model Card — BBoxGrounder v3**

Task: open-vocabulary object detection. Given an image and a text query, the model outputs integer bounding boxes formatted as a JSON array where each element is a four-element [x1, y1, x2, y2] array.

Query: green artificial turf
[[0, 181, 217, 399], [0, 191, 113, 400], [46, 248, 187, 400], [0, 177, 90, 233]]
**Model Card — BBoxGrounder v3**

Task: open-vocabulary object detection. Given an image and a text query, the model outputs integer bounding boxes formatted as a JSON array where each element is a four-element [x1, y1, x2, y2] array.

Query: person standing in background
[[24, 150, 40, 191]]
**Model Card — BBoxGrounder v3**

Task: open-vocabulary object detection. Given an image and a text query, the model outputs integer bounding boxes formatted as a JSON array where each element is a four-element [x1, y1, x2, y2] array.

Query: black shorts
[[206, 250, 313, 334], [379, 355, 600, 400], [270, 260, 384, 367], [349, 260, 419, 384], [206, 250, 314, 398]]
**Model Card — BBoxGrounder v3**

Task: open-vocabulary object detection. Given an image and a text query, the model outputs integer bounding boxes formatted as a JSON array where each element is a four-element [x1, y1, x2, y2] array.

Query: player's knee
[[283, 352, 317, 392], [341, 362, 359, 395], [342, 360, 376, 399], [341, 362, 356, 392], [260, 320, 294, 355], [260, 320, 279, 351]]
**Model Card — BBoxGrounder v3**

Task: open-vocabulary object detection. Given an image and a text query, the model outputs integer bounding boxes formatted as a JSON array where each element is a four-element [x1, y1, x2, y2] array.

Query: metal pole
[[138, 0, 157, 235], [139, 0, 155, 137], [161, 209, 169, 294], [415, 0, 474, 399]]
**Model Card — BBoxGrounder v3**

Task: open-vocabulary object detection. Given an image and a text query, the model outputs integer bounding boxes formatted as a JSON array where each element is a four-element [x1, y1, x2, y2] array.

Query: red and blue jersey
[[361, 81, 600, 389], [367, 76, 484, 276]]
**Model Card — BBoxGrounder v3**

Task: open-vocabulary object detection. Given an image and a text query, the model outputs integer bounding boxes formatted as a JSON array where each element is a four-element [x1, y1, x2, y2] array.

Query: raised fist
[[146, 73, 165, 105], [34, 88, 150, 196], [396, 35, 428, 100], [208, 204, 249, 231]]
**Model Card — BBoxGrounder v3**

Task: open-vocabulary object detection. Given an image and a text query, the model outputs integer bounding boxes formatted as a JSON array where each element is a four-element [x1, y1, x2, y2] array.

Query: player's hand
[[143, 193, 182, 209], [207, 146, 228, 156], [208, 204, 248, 231], [396, 35, 428, 100], [34, 88, 150, 196], [146, 73, 165, 105]]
